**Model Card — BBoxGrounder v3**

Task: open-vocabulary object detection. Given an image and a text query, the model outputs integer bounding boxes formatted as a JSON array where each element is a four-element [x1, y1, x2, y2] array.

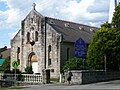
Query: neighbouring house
[[0, 46, 11, 66], [11, 3, 98, 78]]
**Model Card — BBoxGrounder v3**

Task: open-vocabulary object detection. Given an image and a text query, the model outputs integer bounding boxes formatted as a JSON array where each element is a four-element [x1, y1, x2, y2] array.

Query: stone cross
[[32, 3, 36, 10]]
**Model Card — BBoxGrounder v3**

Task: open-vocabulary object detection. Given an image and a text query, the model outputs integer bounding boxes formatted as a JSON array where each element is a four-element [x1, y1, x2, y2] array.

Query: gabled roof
[[46, 17, 98, 43]]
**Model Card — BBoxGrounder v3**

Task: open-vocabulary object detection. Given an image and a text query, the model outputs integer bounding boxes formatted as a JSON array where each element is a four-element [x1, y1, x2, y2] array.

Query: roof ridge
[[46, 16, 98, 28]]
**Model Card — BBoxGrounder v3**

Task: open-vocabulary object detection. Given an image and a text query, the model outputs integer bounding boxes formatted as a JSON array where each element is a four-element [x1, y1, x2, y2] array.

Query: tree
[[112, 2, 120, 30], [0, 56, 10, 72], [101, 22, 111, 28], [87, 26, 120, 70], [87, 2, 120, 71]]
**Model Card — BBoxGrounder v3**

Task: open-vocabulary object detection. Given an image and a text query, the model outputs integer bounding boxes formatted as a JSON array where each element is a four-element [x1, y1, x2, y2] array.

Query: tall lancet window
[[30, 27, 34, 41], [35, 31, 38, 41], [27, 32, 30, 43]]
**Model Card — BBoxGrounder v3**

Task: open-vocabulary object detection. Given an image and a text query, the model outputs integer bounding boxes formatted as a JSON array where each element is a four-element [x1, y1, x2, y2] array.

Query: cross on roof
[[32, 3, 36, 10]]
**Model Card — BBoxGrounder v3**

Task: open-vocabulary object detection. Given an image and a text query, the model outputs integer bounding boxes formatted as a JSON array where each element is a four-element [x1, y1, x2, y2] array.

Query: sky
[[0, 0, 110, 48]]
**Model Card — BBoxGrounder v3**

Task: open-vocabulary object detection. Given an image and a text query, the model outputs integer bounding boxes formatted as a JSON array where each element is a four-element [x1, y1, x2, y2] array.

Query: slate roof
[[21, 8, 98, 44], [46, 17, 98, 44]]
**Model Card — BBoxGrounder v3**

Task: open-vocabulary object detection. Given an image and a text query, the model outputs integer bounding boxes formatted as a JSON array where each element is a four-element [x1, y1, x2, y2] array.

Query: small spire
[[32, 3, 36, 10]]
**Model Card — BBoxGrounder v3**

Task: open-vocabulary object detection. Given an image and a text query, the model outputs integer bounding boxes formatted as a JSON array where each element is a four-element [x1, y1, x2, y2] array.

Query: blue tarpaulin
[[0, 58, 5, 66]]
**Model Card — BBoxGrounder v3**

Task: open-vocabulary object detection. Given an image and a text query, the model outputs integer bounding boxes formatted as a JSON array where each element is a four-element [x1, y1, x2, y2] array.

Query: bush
[[25, 65, 33, 74], [61, 58, 88, 73], [17, 74, 24, 81], [3, 69, 25, 81]]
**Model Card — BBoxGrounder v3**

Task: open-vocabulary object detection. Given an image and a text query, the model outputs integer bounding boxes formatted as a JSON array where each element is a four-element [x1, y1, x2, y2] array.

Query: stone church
[[11, 4, 97, 78]]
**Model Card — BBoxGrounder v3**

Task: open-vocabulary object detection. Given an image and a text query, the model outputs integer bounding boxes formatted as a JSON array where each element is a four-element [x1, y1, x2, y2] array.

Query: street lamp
[[104, 54, 106, 72]]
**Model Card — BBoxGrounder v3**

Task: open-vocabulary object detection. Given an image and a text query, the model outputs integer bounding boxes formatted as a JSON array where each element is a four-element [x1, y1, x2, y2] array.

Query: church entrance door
[[28, 52, 38, 73], [32, 62, 38, 73]]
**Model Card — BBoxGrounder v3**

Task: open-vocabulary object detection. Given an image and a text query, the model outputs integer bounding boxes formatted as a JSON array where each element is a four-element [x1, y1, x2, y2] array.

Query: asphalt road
[[21, 80, 120, 90]]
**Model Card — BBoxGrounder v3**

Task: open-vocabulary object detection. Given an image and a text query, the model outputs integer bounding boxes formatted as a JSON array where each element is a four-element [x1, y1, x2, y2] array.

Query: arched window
[[35, 31, 38, 41], [27, 32, 30, 43]]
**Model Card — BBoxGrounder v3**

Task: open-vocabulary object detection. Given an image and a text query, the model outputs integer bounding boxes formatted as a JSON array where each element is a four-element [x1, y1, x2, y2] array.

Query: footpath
[[20, 80, 120, 90]]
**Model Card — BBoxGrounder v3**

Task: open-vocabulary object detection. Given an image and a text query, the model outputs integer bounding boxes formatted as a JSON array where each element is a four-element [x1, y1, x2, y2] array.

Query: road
[[20, 80, 120, 90]]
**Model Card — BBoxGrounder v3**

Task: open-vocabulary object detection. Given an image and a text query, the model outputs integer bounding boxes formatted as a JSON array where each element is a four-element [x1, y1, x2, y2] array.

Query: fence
[[0, 73, 42, 87], [23, 74, 42, 83]]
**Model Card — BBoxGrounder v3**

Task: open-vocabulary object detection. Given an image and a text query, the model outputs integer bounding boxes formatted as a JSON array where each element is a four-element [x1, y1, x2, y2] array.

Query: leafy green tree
[[87, 27, 120, 70], [0, 56, 10, 72], [87, 3, 120, 71], [101, 22, 111, 28], [112, 2, 120, 30], [2, 57, 10, 71]]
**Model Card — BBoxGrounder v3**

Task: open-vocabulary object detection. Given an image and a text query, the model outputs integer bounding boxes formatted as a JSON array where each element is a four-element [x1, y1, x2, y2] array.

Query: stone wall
[[71, 70, 120, 84]]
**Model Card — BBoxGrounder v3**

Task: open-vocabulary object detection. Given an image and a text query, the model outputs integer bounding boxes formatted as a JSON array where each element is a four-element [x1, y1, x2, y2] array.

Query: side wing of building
[[11, 30, 22, 70], [47, 17, 98, 71]]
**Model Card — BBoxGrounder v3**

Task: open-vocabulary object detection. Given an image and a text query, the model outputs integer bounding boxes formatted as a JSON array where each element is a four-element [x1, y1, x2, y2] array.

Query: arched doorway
[[28, 52, 38, 73]]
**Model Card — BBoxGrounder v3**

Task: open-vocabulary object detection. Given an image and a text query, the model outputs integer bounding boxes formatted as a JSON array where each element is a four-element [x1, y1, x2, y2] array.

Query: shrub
[[25, 65, 33, 74]]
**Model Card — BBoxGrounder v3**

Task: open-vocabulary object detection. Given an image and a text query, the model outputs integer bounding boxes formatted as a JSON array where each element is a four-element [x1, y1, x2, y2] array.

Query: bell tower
[[109, 0, 119, 23]]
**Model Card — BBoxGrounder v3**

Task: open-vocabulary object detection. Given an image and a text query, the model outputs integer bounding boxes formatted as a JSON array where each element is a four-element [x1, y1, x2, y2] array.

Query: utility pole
[[104, 54, 106, 72], [109, 0, 119, 23]]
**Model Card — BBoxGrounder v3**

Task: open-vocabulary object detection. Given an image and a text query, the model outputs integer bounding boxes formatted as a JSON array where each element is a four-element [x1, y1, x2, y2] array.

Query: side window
[[48, 45, 51, 52], [67, 48, 70, 61], [48, 45, 52, 66], [17, 47, 20, 53], [35, 31, 38, 41], [17, 47, 20, 64], [27, 32, 30, 43], [48, 59, 51, 66]]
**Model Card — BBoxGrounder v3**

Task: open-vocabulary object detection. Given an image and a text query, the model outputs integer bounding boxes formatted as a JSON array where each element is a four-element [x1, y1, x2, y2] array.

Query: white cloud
[[0, 0, 110, 47], [8, 31, 18, 39], [36, 0, 109, 27], [0, 0, 109, 31]]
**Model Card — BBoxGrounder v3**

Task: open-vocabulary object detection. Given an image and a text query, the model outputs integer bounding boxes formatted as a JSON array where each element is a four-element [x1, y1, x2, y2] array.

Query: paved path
[[21, 80, 120, 90]]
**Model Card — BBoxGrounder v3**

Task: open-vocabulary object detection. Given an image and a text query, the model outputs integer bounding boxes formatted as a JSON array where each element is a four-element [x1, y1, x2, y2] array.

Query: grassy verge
[[50, 78, 59, 83], [0, 86, 28, 90]]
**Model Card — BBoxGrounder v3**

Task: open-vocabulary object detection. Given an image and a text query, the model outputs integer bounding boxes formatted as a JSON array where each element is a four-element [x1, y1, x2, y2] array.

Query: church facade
[[11, 4, 97, 78]]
